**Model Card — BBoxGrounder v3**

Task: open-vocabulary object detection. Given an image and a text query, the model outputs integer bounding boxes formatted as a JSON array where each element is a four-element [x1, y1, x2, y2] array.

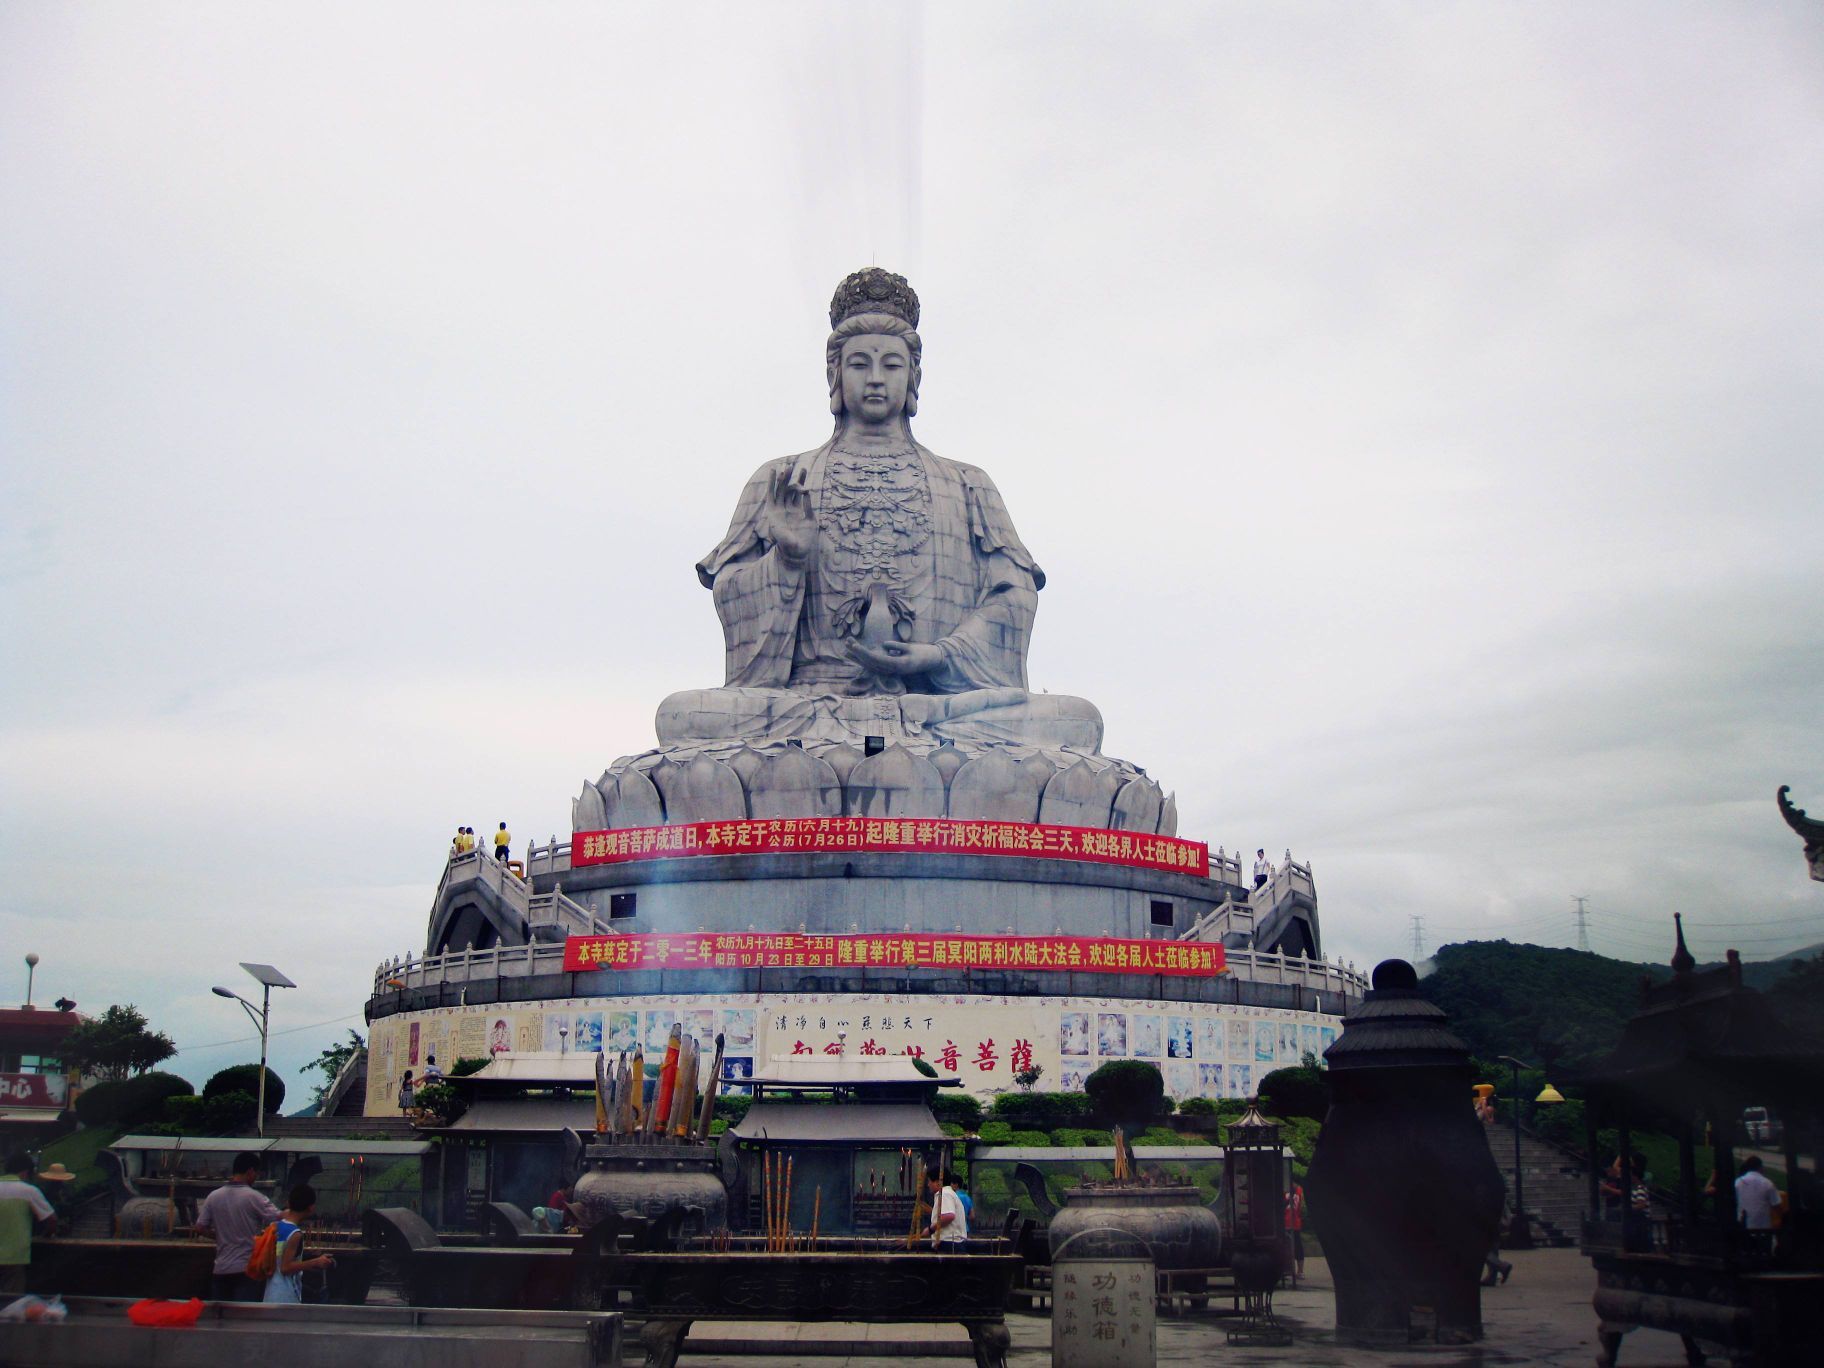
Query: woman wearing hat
[[36, 1162, 76, 1218]]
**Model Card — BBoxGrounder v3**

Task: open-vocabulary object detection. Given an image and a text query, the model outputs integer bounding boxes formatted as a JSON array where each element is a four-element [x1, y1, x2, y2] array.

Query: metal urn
[[1305, 958, 1503, 1346], [1046, 1184, 1223, 1272], [569, 1140, 728, 1239]]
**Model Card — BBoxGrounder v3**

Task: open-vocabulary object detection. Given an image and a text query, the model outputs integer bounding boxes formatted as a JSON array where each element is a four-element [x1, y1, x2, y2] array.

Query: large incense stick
[[594, 1050, 610, 1134], [694, 1032, 725, 1141], [670, 1035, 699, 1140], [650, 1024, 681, 1134], [627, 1048, 644, 1133]]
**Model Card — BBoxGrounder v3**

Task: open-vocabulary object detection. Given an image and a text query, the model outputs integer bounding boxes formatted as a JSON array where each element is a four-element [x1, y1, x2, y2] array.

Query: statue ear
[[827, 363, 843, 415], [904, 366, 920, 417]]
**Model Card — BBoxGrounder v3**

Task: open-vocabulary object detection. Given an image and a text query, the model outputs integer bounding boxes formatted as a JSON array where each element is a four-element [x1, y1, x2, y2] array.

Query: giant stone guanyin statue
[[574, 269, 1176, 836]]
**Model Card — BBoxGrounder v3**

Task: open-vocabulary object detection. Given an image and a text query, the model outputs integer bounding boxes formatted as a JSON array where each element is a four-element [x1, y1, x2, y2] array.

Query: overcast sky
[[3, 3, 1821, 1098]]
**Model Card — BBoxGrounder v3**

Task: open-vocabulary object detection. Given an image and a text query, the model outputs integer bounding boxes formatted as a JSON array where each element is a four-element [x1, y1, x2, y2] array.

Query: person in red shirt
[[1284, 1181, 1307, 1279]]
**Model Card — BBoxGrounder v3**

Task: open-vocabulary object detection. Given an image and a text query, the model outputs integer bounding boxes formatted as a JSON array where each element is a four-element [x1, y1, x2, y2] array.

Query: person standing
[[1736, 1155, 1780, 1233], [193, 1152, 279, 1302], [1284, 1180, 1307, 1280], [420, 1054, 444, 1083], [494, 821, 511, 863], [263, 1185, 334, 1304], [924, 1166, 968, 1247], [398, 1069, 415, 1115], [1253, 849, 1271, 890], [0, 1153, 57, 1296]]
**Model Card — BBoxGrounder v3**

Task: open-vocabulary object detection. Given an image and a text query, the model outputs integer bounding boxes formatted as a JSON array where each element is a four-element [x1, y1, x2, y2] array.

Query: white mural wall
[[366, 992, 1341, 1116]]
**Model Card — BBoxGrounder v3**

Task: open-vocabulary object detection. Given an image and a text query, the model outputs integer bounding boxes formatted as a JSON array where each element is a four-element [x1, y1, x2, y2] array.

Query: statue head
[[826, 267, 922, 423]]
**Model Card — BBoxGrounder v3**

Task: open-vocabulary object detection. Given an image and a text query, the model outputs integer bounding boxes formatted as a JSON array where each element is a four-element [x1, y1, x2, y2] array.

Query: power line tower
[[1410, 915, 1425, 959], [1572, 896, 1590, 953]]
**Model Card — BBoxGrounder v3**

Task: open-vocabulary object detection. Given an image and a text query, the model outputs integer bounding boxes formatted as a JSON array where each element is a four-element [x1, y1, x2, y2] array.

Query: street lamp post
[[23, 953, 39, 1008], [211, 963, 296, 1139], [1496, 1053, 1565, 1248]]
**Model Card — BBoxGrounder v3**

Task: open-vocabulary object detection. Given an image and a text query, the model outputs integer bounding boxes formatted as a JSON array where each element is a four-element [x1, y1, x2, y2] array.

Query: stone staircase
[[262, 1114, 419, 1142], [1484, 1125, 1589, 1247]]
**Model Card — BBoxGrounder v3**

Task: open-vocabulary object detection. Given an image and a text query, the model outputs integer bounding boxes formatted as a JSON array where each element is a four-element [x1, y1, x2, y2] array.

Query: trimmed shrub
[[413, 1082, 464, 1124], [1258, 1064, 1328, 1122], [204, 1065, 286, 1114], [1085, 1061, 1165, 1127], [1051, 1127, 1114, 1148], [989, 1091, 1093, 1129], [1134, 1126, 1202, 1147], [74, 1072, 193, 1128], [1178, 1097, 1219, 1117], [74, 1080, 128, 1128], [932, 1092, 984, 1131], [162, 1090, 260, 1136], [1009, 1130, 1052, 1147], [977, 1120, 1015, 1144], [940, 1121, 966, 1138], [712, 1093, 751, 1126], [450, 1057, 491, 1077]]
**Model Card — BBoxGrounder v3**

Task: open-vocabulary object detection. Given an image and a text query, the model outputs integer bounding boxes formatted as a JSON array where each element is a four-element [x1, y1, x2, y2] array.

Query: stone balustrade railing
[[370, 938, 1364, 1001]]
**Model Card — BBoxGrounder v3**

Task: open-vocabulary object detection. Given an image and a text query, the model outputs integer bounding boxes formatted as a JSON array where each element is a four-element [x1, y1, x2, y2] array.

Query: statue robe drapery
[[695, 442, 1046, 697]]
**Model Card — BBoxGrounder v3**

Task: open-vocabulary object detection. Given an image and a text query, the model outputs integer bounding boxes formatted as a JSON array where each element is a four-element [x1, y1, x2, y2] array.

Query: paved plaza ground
[[667, 1248, 1696, 1367]]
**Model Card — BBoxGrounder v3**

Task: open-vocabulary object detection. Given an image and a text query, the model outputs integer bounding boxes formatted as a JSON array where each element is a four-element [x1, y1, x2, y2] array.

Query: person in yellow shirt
[[495, 822, 511, 862]]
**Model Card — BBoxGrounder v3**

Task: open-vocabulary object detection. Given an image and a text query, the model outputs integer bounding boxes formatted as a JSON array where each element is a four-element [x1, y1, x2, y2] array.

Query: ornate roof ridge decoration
[[829, 266, 920, 329], [1778, 784, 1824, 881]]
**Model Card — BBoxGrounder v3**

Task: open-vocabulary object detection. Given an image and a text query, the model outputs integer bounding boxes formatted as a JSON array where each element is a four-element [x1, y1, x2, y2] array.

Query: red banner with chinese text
[[572, 817, 1207, 878], [0, 1072, 67, 1108], [563, 932, 1225, 977]]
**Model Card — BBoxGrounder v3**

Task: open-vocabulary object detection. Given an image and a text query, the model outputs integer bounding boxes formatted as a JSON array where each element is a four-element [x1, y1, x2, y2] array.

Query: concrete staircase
[[1484, 1125, 1588, 1247], [262, 1114, 419, 1141]]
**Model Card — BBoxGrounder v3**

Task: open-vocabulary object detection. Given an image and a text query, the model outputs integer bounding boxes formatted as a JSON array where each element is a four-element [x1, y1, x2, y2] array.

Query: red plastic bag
[[127, 1298, 205, 1327]]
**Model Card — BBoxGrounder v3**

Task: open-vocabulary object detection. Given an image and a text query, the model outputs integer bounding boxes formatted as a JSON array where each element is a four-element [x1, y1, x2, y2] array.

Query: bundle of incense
[[693, 1032, 725, 1141], [784, 1155, 795, 1251], [613, 1053, 632, 1136], [594, 1050, 610, 1134], [669, 1034, 699, 1140], [626, 1048, 644, 1133], [649, 1024, 682, 1135], [811, 1186, 821, 1252]]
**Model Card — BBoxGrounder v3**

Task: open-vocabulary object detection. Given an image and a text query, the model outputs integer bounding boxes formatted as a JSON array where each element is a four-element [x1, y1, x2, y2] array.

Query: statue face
[[838, 335, 911, 423]]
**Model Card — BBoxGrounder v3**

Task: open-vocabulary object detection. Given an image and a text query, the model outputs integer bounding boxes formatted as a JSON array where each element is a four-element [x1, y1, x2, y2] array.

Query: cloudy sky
[[4, 3, 1821, 1097]]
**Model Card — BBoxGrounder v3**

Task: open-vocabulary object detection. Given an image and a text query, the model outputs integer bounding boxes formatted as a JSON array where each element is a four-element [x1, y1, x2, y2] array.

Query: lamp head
[[25, 953, 39, 968], [211, 986, 237, 999], [1535, 1083, 1566, 1105]]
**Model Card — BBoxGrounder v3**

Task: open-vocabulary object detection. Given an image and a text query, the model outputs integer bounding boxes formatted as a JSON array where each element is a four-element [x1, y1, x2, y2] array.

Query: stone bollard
[[1052, 1227, 1156, 1368]]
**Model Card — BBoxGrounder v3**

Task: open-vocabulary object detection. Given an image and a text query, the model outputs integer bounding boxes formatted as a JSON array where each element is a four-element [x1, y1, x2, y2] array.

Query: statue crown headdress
[[830, 267, 920, 329]]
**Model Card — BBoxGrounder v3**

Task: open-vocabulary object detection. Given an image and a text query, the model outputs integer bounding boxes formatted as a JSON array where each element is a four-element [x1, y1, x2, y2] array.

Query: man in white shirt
[[925, 1166, 969, 1247], [194, 1151, 281, 1301], [1735, 1155, 1780, 1232], [421, 1054, 445, 1082], [1253, 849, 1272, 890], [1, 1153, 58, 1296]]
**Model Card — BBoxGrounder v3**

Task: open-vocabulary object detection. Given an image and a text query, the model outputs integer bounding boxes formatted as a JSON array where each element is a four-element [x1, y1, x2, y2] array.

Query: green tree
[[304, 1030, 366, 1110], [59, 1004, 176, 1081]]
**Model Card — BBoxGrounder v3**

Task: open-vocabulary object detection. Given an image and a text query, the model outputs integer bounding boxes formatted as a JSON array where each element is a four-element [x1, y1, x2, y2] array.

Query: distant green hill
[[1423, 941, 1670, 1072], [1424, 940, 1824, 1073]]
